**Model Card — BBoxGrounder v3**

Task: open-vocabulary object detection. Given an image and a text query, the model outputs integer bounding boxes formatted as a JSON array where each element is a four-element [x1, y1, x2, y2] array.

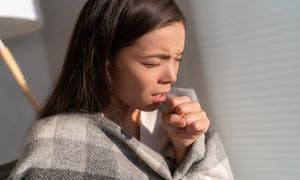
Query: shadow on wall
[[175, 0, 212, 115], [0, 0, 86, 165], [40, 0, 87, 80]]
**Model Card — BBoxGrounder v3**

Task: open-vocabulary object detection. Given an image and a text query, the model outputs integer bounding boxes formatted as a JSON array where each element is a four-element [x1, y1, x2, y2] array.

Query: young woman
[[9, 0, 234, 179]]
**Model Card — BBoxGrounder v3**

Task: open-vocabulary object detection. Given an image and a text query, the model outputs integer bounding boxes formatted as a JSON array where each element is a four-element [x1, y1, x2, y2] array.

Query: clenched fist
[[161, 96, 210, 165]]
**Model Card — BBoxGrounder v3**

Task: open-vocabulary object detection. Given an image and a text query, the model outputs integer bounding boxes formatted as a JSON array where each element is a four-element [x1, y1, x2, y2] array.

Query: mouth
[[152, 93, 168, 103]]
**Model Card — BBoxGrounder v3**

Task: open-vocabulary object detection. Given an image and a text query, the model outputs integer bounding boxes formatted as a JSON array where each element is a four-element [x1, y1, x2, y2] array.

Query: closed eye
[[143, 63, 160, 68], [175, 58, 183, 62]]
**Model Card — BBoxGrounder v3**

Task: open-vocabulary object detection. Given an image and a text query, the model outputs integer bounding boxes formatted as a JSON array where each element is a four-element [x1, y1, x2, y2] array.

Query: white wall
[[0, 0, 85, 164], [176, 0, 300, 179], [0, 31, 51, 164], [40, 0, 87, 78]]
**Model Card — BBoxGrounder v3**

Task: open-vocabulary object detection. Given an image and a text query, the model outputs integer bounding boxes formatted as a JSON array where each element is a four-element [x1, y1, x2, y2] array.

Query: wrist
[[173, 145, 191, 165]]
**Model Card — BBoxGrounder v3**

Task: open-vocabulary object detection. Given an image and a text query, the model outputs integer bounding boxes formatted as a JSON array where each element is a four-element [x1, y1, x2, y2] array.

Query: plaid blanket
[[9, 89, 234, 180]]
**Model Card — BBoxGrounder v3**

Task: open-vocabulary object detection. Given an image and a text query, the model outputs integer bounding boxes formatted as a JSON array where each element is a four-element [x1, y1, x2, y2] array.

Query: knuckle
[[175, 104, 186, 115], [170, 114, 179, 123], [206, 119, 211, 127], [189, 122, 202, 133], [190, 123, 198, 130], [200, 111, 206, 117], [193, 102, 201, 109], [184, 113, 192, 120], [182, 96, 191, 101], [207, 120, 210, 129], [169, 97, 178, 106]]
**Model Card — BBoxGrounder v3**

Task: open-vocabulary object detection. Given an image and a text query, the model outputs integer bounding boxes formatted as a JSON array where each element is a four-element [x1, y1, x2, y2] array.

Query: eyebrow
[[144, 51, 184, 60]]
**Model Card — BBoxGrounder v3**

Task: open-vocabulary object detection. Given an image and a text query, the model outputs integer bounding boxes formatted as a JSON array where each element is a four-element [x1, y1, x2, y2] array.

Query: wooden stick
[[0, 39, 41, 112]]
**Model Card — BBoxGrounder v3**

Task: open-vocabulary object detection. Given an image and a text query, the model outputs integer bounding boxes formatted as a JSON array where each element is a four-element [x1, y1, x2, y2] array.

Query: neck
[[103, 107, 141, 139]]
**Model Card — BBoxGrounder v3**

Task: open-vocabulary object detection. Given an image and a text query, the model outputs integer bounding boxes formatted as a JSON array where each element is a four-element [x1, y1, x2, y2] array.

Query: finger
[[174, 101, 201, 116], [186, 113, 210, 133], [162, 113, 186, 128], [184, 110, 204, 125], [165, 96, 191, 113]]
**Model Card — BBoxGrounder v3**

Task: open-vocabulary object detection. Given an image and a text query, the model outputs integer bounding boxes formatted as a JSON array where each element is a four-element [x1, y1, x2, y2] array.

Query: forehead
[[130, 22, 185, 54]]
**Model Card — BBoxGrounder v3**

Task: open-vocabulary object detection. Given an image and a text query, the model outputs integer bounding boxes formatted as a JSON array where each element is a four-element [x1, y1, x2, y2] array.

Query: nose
[[159, 62, 178, 84]]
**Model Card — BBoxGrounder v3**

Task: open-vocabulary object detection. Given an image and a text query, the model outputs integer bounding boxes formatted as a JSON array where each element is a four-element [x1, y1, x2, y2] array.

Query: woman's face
[[111, 22, 185, 111]]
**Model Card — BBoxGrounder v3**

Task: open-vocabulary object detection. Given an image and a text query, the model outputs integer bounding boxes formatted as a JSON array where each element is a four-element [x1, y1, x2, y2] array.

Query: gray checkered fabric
[[9, 88, 234, 180]]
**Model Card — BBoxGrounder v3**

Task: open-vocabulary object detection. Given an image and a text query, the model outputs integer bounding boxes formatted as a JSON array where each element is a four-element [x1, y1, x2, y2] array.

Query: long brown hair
[[37, 0, 186, 119]]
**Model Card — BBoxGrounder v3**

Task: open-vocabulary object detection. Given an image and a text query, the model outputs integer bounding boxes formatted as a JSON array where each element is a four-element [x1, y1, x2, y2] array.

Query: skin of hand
[[161, 96, 210, 165]]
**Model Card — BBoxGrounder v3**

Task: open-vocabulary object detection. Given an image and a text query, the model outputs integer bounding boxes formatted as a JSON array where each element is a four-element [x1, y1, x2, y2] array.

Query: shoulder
[[26, 113, 96, 143], [10, 113, 117, 179]]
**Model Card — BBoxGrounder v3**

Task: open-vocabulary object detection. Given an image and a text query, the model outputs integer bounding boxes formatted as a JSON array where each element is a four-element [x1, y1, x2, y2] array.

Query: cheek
[[115, 72, 156, 107], [117, 67, 157, 98], [128, 69, 157, 93]]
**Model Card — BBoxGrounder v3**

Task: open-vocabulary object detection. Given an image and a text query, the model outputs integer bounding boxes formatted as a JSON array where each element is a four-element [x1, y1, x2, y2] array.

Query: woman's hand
[[161, 96, 210, 165]]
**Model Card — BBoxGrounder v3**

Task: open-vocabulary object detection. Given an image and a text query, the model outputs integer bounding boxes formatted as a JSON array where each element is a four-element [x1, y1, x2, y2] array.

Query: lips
[[152, 93, 167, 103]]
